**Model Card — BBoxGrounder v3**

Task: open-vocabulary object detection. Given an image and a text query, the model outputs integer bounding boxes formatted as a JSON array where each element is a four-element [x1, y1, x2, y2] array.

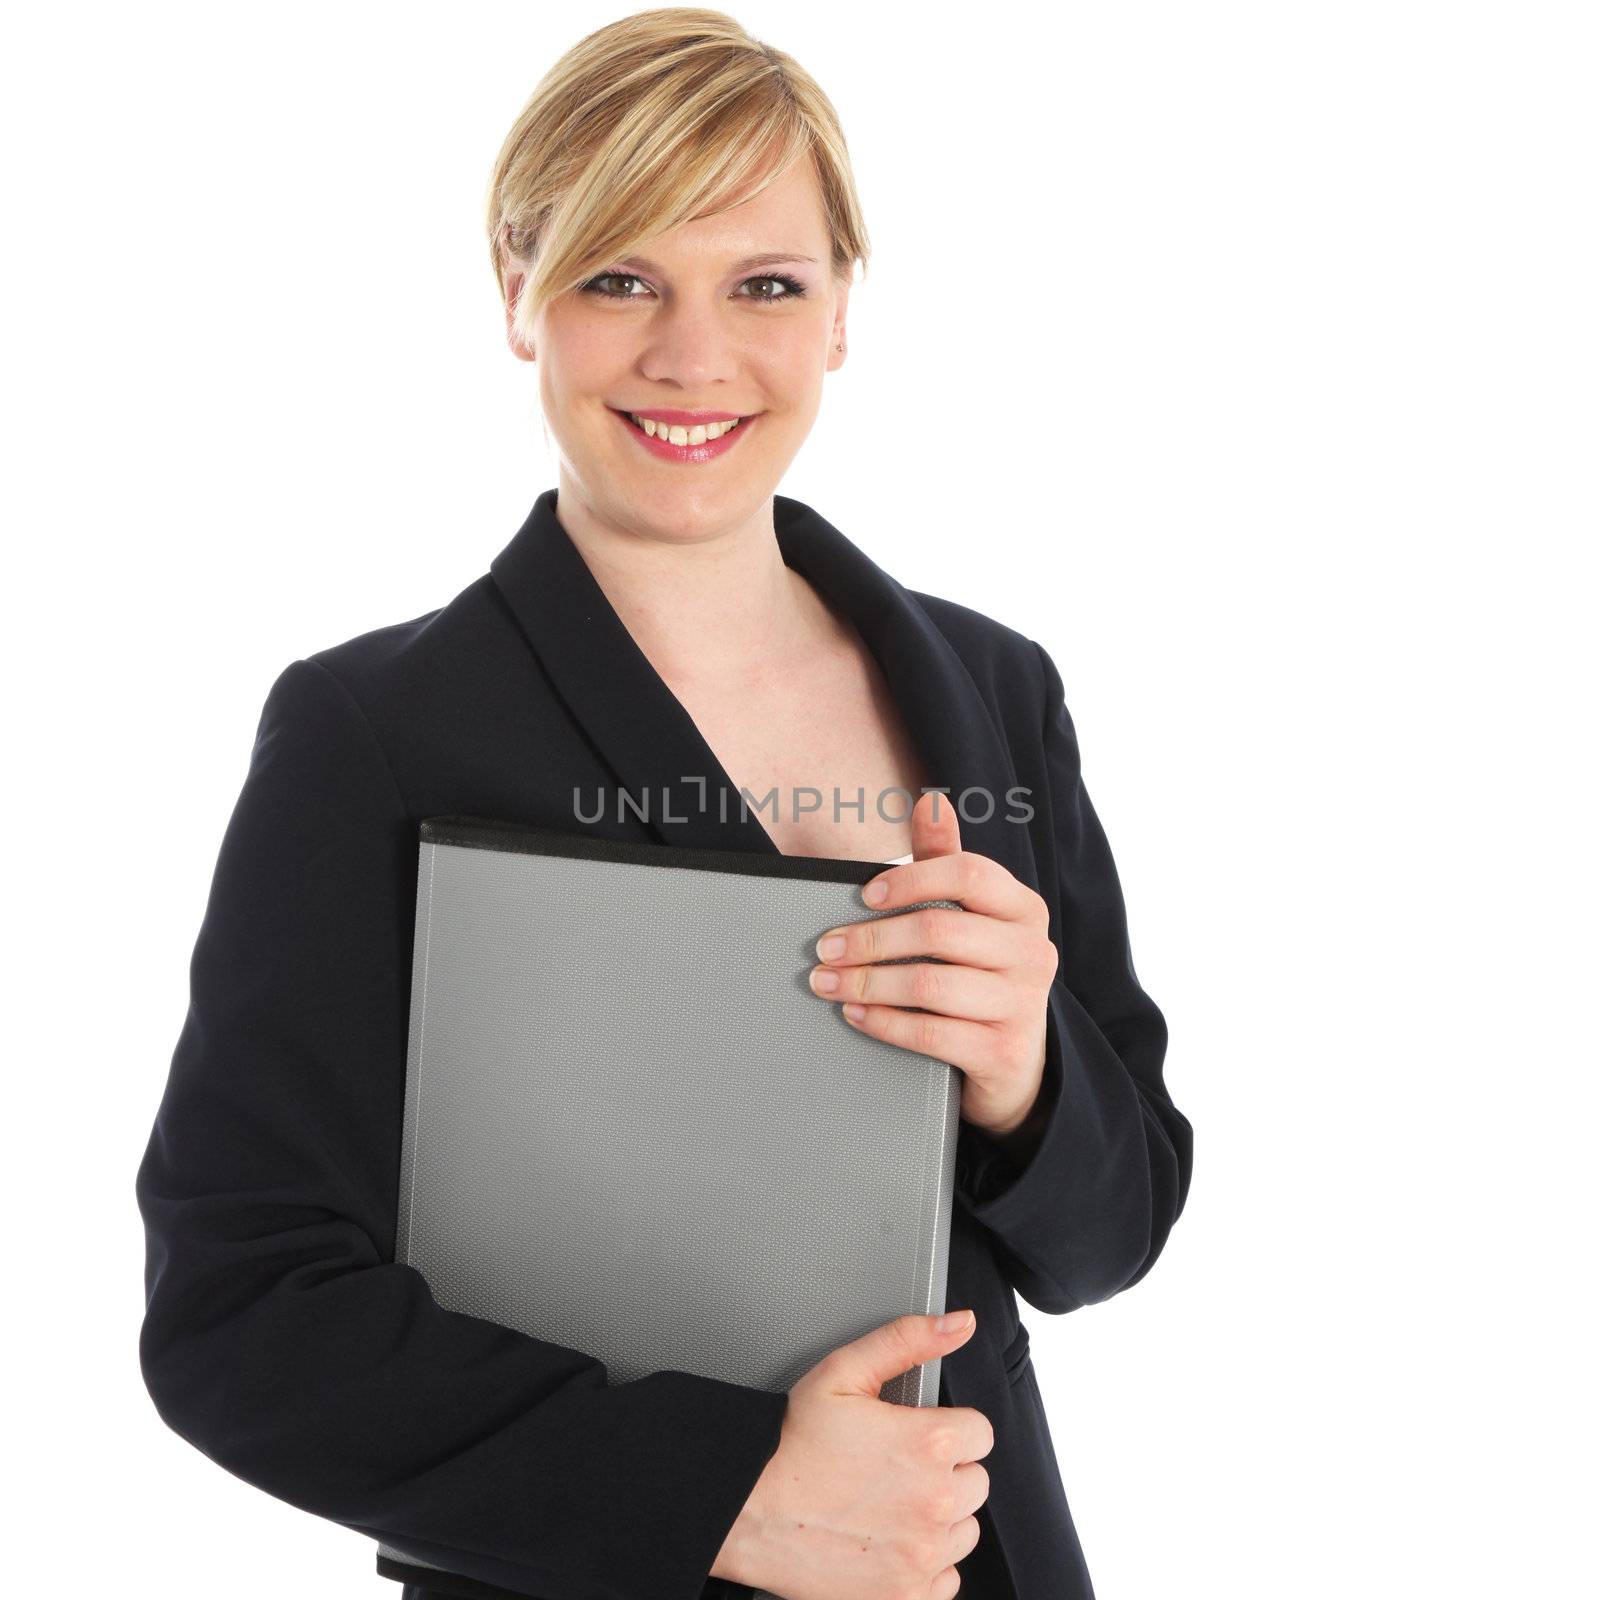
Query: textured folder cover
[[377, 816, 965, 1597]]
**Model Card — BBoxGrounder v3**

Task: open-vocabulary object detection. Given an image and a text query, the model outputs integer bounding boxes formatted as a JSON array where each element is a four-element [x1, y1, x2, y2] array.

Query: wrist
[[710, 1462, 777, 1585]]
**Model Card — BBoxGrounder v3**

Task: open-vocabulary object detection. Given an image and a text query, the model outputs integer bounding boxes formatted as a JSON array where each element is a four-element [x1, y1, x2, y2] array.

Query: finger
[[910, 788, 962, 859], [951, 1460, 992, 1520], [940, 1510, 979, 1574], [810, 955, 1018, 1021], [946, 1500, 984, 1567], [951, 1405, 996, 1464], [814, 904, 1048, 976], [837, 1001, 998, 1069], [930, 1403, 997, 1466], [861, 850, 1047, 928]]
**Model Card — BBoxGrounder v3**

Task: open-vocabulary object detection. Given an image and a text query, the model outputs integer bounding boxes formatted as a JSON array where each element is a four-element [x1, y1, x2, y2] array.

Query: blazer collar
[[489, 487, 1030, 879]]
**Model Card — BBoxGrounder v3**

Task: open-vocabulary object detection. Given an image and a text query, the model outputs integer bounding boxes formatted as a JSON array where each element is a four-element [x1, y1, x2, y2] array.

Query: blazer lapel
[[488, 488, 1035, 885]]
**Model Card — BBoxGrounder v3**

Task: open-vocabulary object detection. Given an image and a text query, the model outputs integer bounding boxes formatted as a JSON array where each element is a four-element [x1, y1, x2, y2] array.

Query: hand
[[712, 1310, 994, 1600], [808, 792, 1059, 1151]]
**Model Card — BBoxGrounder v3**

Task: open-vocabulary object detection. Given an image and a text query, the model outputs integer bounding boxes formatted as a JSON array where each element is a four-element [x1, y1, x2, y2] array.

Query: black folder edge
[[418, 812, 902, 885]]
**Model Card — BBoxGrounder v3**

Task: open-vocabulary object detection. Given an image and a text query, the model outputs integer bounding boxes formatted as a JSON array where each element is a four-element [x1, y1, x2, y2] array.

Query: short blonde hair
[[486, 7, 870, 343]]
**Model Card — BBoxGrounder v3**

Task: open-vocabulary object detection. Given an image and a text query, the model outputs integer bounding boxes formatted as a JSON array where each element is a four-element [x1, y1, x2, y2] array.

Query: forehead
[[633, 157, 828, 268]]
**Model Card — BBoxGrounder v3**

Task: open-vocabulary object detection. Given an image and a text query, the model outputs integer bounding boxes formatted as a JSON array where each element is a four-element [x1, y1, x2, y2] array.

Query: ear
[[498, 222, 536, 363], [828, 278, 851, 370], [504, 272, 535, 364], [499, 283, 537, 369]]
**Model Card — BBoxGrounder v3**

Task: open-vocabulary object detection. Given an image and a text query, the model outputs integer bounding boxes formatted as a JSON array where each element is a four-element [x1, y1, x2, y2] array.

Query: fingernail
[[816, 934, 846, 960], [810, 966, 840, 994], [936, 1310, 973, 1333], [842, 1003, 865, 1023], [862, 878, 888, 904]]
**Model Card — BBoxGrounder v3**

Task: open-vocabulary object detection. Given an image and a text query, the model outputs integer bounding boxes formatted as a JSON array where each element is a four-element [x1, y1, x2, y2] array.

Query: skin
[[502, 152, 1058, 1597], [817, 788, 1056, 1156]]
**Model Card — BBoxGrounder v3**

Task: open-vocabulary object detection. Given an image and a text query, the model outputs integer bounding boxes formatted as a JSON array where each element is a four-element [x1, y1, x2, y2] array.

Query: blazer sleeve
[[134, 657, 788, 1600], [952, 641, 1194, 1315]]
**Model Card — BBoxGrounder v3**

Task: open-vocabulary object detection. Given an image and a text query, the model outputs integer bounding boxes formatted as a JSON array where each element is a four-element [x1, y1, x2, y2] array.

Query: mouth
[[607, 407, 759, 462]]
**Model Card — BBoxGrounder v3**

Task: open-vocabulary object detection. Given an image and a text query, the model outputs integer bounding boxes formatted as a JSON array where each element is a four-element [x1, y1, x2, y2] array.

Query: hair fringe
[[484, 8, 870, 346]]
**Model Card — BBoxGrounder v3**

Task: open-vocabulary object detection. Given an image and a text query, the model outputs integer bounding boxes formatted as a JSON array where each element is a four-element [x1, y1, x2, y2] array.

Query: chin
[[607, 476, 776, 540]]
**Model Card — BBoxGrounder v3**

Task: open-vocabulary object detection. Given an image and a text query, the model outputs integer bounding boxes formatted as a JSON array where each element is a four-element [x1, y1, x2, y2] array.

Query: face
[[505, 155, 848, 546]]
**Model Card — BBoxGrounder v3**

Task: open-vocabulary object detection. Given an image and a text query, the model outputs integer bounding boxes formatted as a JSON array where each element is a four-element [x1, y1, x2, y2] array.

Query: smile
[[608, 407, 757, 462]]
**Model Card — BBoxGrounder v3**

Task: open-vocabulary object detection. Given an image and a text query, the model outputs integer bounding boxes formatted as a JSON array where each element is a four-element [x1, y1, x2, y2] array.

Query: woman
[[135, 10, 1193, 1600]]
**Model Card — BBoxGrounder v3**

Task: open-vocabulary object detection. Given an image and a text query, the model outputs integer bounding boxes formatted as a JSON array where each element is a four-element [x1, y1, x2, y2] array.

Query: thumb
[[911, 789, 962, 860], [832, 1310, 977, 1396]]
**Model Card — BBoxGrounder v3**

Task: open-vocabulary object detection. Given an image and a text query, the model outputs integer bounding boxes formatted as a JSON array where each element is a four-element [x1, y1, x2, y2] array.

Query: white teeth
[[628, 414, 743, 443]]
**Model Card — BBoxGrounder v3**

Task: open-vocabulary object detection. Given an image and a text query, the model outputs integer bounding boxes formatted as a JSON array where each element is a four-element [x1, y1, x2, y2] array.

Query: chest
[[663, 640, 931, 864]]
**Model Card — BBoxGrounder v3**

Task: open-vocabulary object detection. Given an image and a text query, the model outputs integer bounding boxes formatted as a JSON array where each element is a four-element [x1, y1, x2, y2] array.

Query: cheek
[[741, 330, 830, 410], [763, 316, 832, 369], [537, 312, 629, 390], [564, 319, 628, 369], [537, 353, 629, 443]]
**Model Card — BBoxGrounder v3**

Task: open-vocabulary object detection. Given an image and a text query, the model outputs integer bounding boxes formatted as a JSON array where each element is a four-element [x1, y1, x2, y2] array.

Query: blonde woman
[[136, 10, 1192, 1600]]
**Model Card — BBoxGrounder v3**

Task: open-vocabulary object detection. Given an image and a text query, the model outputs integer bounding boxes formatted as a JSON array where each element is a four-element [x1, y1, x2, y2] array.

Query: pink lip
[[610, 407, 756, 463]]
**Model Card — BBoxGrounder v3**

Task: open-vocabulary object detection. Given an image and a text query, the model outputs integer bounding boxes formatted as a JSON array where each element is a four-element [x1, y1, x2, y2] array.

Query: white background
[[5, 3, 1595, 1596]]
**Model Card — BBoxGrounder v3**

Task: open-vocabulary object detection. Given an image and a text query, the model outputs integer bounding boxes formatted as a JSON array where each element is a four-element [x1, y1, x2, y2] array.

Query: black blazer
[[135, 488, 1193, 1600]]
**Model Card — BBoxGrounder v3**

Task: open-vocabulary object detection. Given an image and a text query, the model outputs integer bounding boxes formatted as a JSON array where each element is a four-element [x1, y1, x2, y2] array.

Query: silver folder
[[377, 815, 964, 1597]]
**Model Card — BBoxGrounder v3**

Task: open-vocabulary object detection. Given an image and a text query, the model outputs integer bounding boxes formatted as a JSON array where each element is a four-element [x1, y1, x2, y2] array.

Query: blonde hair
[[486, 7, 870, 344]]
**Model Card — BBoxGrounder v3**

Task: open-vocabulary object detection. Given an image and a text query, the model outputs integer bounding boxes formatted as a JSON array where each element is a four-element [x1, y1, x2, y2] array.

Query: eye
[[739, 274, 807, 302], [581, 271, 650, 299], [579, 271, 809, 304]]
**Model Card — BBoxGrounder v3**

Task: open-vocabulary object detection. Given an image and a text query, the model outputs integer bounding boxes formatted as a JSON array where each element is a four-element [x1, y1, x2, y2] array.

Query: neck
[[551, 481, 840, 686]]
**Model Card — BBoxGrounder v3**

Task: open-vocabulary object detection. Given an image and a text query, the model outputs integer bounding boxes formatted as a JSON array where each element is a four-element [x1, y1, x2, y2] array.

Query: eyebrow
[[616, 252, 820, 274]]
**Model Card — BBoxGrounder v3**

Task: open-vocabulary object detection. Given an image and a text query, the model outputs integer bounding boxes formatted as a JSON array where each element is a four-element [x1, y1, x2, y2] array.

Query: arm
[[135, 657, 786, 1600], [952, 641, 1194, 1314]]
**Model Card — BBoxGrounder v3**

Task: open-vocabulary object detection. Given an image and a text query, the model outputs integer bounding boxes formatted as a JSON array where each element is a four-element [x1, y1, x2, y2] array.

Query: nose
[[636, 300, 745, 391]]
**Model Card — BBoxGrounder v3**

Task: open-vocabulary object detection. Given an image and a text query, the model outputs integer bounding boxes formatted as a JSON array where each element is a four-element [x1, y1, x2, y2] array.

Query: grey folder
[[376, 815, 964, 1596]]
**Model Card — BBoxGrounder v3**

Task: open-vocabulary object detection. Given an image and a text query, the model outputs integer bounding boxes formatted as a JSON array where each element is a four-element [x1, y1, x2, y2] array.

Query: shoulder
[[904, 583, 1055, 723], [281, 565, 531, 727], [244, 570, 519, 788], [300, 572, 497, 701]]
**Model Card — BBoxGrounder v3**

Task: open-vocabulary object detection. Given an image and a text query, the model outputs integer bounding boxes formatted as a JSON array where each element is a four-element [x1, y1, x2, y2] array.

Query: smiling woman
[[491, 83, 860, 532], [135, 9, 1191, 1600]]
